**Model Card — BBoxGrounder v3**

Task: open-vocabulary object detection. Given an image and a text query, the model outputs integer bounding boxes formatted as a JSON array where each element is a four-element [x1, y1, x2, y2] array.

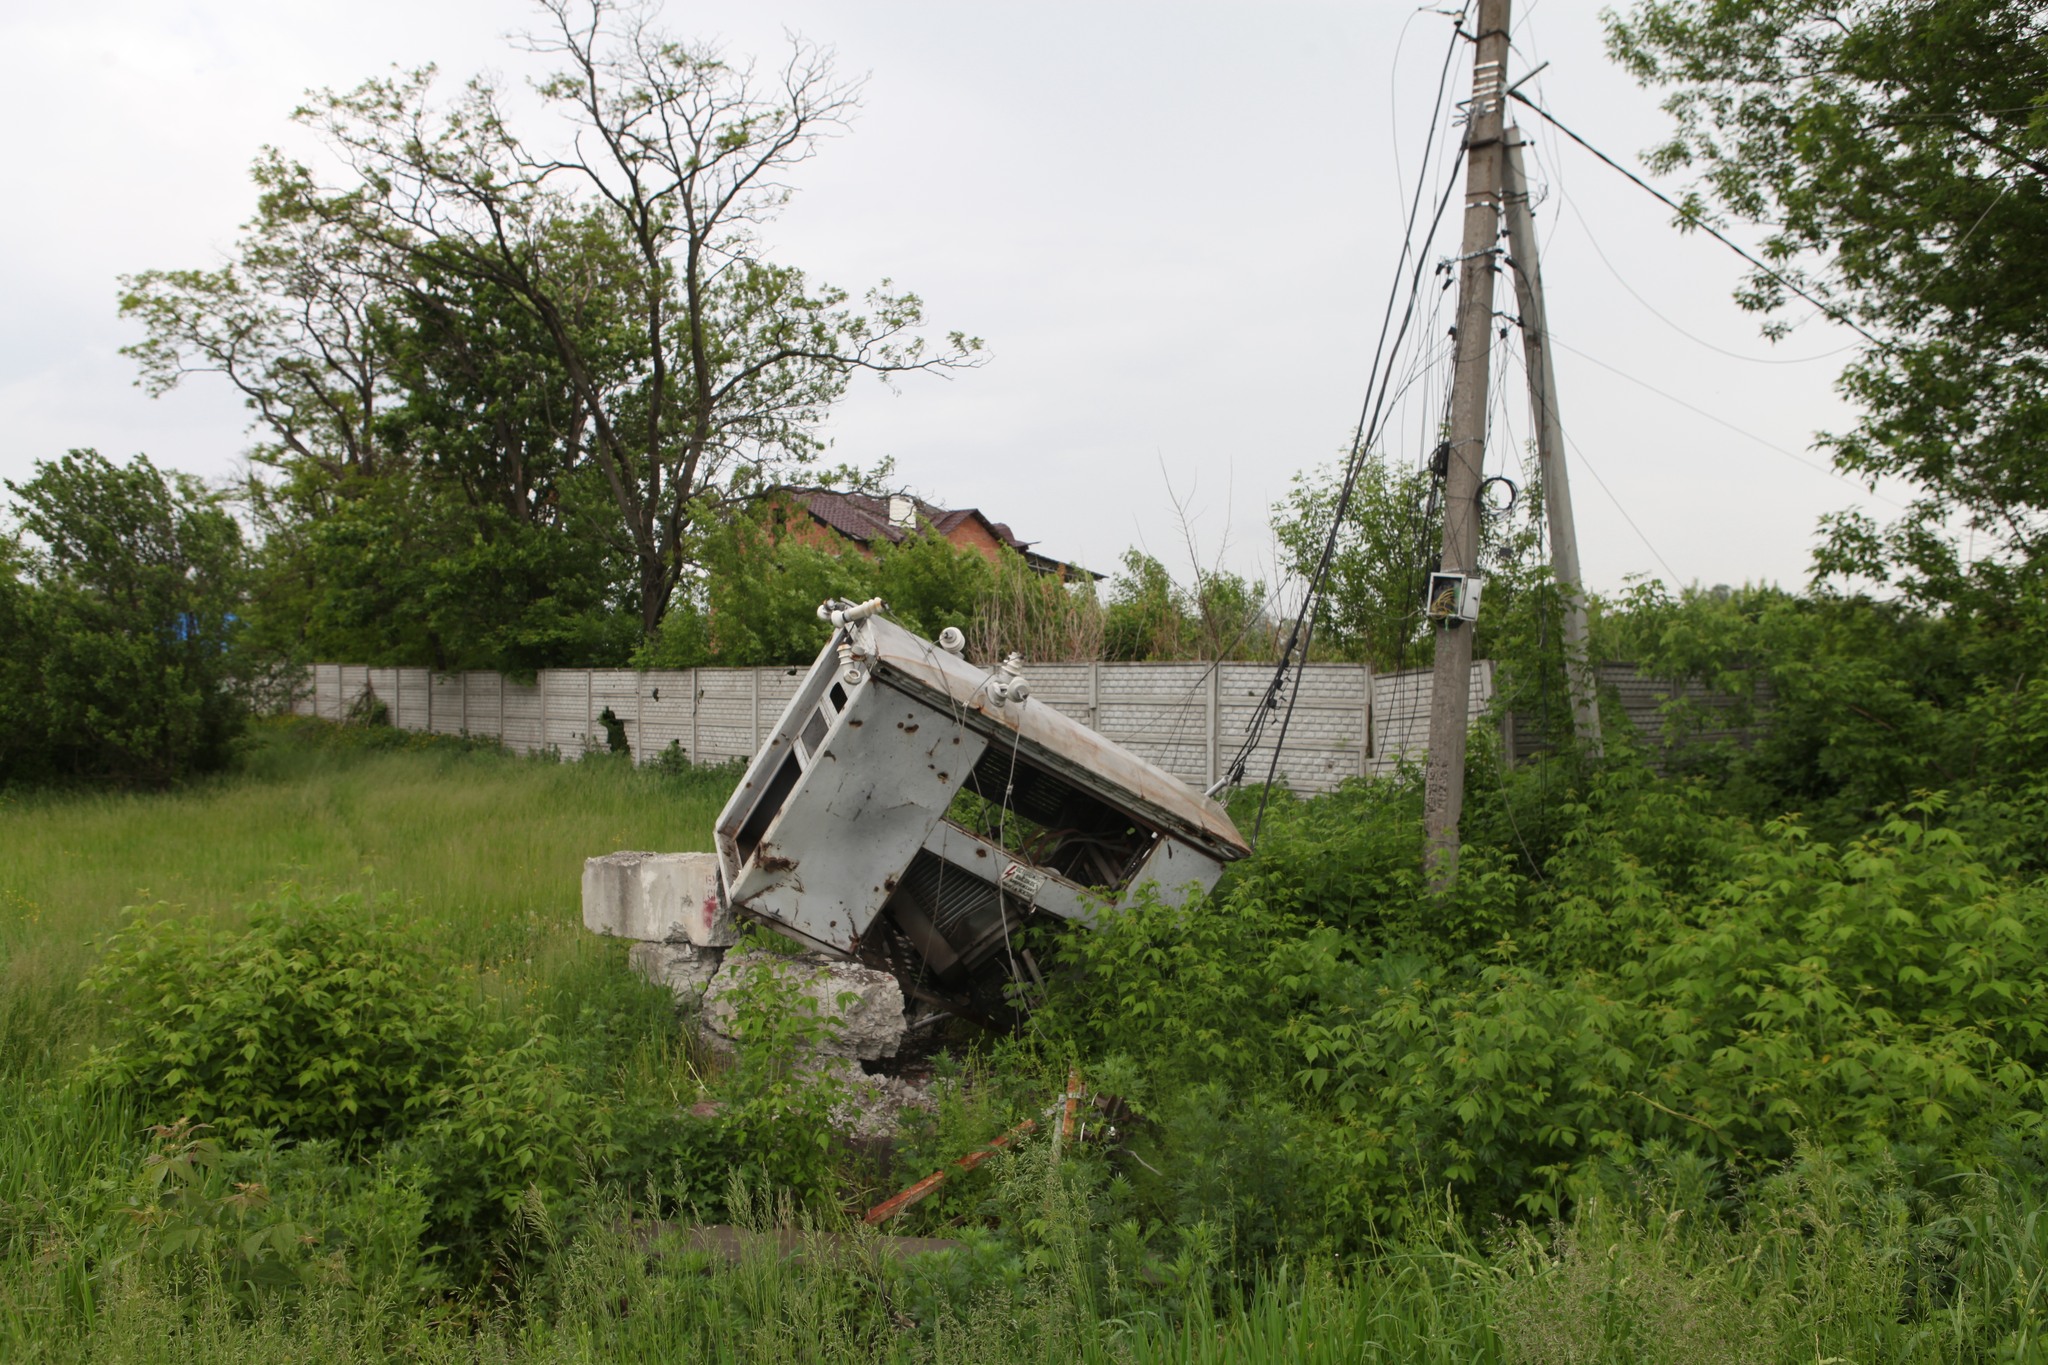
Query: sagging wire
[[1507, 88, 1890, 352], [1232, 5, 1473, 846]]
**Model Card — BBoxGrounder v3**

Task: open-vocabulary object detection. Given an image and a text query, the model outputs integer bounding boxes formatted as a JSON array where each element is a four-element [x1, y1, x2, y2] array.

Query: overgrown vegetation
[[0, 450, 248, 788], [6, 671, 2048, 1359], [12, 1, 2048, 1358]]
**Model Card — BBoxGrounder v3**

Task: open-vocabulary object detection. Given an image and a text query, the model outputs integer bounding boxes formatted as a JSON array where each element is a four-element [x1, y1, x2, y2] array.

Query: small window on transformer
[[798, 706, 830, 760]]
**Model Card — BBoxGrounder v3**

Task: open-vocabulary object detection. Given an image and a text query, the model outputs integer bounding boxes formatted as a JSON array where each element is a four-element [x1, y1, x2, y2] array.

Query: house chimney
[[888, 494, 916, 530]]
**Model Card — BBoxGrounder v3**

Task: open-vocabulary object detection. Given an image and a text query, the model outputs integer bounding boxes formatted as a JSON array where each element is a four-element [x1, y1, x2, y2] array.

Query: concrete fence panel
[[288, 656, 1515, 795]]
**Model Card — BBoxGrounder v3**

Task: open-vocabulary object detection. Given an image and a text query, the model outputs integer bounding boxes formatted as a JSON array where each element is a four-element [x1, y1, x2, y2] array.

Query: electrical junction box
[[712, 606, 1251, 1017], [1426, 572, 1483, 623]]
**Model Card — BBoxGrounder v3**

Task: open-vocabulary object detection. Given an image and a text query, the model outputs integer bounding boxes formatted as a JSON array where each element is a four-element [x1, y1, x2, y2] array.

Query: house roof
[[784, 488, 1096, 578]]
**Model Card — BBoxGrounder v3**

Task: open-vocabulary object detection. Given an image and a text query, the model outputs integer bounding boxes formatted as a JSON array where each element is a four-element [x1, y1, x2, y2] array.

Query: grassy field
[[4, 721, 2045, 1362], [0, 722, 726, 1079]]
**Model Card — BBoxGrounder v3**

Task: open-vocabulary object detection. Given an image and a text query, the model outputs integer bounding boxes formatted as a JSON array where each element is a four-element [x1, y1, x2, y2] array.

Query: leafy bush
[[78, 890, 646, 1281], [1040, 757, 2048, 1242], [81, 892, 473, 1147], [1, 449, 248, 788], [706, 937, 853, 1201]]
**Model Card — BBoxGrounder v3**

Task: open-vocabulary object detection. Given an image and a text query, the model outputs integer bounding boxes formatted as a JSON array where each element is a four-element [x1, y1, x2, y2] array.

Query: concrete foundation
[[582, 850, 735, 947], [628, 940, 726, 1000], [701, 950, 909, 1061]]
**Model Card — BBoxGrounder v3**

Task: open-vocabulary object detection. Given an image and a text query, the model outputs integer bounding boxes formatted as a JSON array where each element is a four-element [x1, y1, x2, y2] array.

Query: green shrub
[[1, 450, 248, 788], [78, 890, 660, 1282], [81, 891, 474, 1147], [1043, 765, 2048, 1240], [707, 935, 853, 1201], [411, 1025, 620, 1274]]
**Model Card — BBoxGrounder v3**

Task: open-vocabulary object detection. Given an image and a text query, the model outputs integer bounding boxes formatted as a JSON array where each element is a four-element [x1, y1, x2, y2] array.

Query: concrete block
[[702, 950, 908, 1061], [582, 850, 736, 947], [629, 941, 725, 1000]]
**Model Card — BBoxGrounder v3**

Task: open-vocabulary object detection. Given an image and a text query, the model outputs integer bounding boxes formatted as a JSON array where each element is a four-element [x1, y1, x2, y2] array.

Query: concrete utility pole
[[1423, 0, 1513, 891], [1502, 126, 1603, 755]]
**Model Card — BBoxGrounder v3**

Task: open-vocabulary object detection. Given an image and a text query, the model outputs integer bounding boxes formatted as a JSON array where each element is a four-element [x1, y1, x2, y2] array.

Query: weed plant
[[5, 713, 2048, 1359]]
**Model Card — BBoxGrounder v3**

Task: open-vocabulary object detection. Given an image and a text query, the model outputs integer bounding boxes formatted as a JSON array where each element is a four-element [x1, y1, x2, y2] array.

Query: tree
[[637, 506, 1008, 668], [1272, 451, 1440, 670], [2, 452, 247, 787], [294, 0, 979, 638], [121, 160, 393, 480], [1097, 551, 1268, 662], [1607, 0, 2048, 597], [120, 2, 980, 658]]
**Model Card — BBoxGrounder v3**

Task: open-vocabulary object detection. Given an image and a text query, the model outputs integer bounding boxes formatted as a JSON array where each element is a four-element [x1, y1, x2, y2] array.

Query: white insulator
[[989, 651, 1029, 706], [937, 626, 966, 654]]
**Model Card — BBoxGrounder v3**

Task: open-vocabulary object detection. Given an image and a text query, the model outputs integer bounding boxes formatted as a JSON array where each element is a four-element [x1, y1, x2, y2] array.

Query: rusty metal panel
[[717, 659, 990, 955], [713, 605, 1252, 1005]]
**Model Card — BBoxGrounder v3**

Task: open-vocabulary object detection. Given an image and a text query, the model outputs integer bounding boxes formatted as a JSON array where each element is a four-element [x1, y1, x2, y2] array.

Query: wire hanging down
[[1230, 6, 1471, 845]]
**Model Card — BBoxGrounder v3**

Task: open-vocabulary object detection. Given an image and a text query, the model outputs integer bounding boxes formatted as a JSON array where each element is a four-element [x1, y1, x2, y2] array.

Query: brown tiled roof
[[778, 487, 1095, 578], [792, 489, 1000, 549]]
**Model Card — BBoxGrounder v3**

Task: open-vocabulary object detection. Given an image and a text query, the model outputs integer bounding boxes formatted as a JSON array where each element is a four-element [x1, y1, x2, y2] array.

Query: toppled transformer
[[711, 599, 1252, 1016]]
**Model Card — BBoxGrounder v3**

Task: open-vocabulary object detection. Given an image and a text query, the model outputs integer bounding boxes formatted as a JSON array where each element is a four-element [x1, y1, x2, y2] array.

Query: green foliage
[[873, 526, 997, 641], [412, 1025, 617, 1271], [969, 545, 1107, 662], [124, 9, 980, 650], [1041, 753, 2048, 1239], [1600, 576, 2048, 852], [1101, 550, 1269, 662], [640, 508, 1080, 668], [639, 510, 877, 668], [1273, 450, 1439, 669], [703, 939, 852, 1201], [1609, 0, 2048, 593], [2, 450, 248, 788], [80, 893, 474, 1147], [104, 1120, 336, 1307], [1269, 445, 1561, 690], [12, 713, 2048, 1356]]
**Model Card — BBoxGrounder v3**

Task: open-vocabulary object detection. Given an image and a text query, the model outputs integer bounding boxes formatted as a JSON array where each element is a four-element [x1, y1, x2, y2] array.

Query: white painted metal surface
[[711, 610, 1252, 996]]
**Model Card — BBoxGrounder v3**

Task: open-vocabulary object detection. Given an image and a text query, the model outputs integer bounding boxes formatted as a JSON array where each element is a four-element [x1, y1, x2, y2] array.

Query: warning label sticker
[[999, 862, 1046, 904]]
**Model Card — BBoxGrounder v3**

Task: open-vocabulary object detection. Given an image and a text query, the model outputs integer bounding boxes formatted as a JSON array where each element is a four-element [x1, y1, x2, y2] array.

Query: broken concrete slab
[[701, 949, 909, 1061], [629, 940, 725, 1001], [583, 850, 736, 947]]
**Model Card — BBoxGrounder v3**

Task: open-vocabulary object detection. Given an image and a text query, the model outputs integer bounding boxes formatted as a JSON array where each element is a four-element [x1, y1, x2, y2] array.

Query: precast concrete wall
[[299, 659, 1503, 795]]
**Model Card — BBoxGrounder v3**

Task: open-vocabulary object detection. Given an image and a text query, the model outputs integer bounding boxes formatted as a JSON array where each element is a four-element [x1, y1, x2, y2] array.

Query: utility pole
[[1502, 126, 1602, 755], [1423, 0, 1513, 891]]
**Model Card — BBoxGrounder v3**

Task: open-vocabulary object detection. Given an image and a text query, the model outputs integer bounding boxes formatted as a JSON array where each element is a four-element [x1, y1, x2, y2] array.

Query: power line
[[1237, 5, 1470, 841], [1507, 89, 1891, 352], [1544, 332, 1908, 507], [1550, 182, 1859, 367], [1557, 426, 1681, 584]]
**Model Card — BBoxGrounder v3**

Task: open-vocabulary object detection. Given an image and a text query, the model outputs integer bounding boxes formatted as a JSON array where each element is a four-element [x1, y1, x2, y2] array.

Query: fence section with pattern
[[301, 659, 1507, 796]]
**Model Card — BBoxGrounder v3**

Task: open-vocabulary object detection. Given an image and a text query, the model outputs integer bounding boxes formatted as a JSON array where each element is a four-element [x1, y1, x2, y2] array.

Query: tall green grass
[[0, 719, 728, 1079], [5, 721, 2046, 1361]]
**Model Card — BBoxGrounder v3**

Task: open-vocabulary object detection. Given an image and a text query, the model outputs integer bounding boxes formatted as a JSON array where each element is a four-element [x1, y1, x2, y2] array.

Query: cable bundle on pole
[[1230, 6, 1474, 845]]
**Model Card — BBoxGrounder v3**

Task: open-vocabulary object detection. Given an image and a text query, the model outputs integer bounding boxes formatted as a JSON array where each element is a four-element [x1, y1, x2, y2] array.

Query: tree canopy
[[1608, 0, 2048, 599], [1, 451, 248, 787], [121, 0, 980, 665]]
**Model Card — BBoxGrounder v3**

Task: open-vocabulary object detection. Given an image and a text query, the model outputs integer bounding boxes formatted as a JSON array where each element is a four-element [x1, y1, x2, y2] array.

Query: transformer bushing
[[712, 600, 1251, 1018]]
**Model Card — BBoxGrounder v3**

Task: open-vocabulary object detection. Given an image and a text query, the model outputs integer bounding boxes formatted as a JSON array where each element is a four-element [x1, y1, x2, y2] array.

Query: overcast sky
[[0, 1, 1905, 597]]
